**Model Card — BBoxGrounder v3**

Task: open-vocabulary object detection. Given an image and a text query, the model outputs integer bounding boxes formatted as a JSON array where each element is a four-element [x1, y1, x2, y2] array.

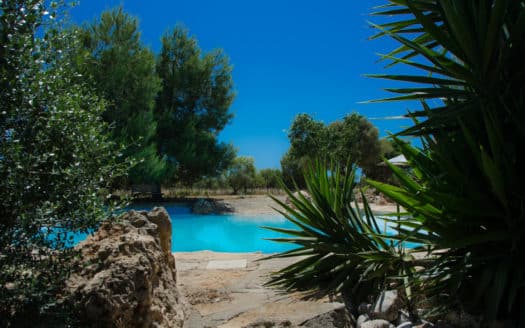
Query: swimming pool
[[132, 202, 298, 253], [62, 202, 418, 253]]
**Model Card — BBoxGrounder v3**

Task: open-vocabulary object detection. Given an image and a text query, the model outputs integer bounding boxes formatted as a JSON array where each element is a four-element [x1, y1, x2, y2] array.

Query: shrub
[[0, 1, 127, 324], [264, 162, 417, 320], [368, 0, 525, 323]]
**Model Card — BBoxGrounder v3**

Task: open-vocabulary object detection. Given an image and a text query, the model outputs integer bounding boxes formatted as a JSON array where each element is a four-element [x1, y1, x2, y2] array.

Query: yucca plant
[[263, 161, 419, 320], [368, 0, 525, 323]]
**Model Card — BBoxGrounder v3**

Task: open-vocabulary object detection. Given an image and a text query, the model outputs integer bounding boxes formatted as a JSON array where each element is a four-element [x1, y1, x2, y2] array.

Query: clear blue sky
[[69, 0, 419, 169]]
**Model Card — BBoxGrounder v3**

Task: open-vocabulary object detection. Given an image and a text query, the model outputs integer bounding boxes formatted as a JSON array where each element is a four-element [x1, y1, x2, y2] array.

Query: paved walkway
[[176, 251, 343, 328]]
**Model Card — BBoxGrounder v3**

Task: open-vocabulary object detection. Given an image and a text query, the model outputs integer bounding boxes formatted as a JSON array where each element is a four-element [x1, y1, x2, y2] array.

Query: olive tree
[[281, 113, 381, 187], [0, 1, 127, 324], [227, 157, 256, 194]]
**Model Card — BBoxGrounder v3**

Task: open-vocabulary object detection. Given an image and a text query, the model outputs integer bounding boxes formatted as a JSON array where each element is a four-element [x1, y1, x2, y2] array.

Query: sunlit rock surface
[[65, 207, 186, 328]]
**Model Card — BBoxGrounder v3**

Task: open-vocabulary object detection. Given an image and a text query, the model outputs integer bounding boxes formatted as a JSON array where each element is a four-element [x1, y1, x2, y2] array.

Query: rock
[[397, 322, 413, 328], [192, 198, 235, 214], [300, 307, 351, 327], [147, 206, 172, 253], [64, 208, 186, 328], [217, 201, 235, 213], [370, 290, 402, 322], [361, 319, 395, 328], [192, 198, 214, 214], [358, 303, 372, 315], [396, 310, 411, 326], [357, 314, 370, 328], [243, 319, 293, 327], [413, 322, 434, 328]]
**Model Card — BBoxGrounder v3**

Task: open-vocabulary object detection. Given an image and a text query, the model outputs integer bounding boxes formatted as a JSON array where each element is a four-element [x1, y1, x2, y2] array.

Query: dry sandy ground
[[217, 194, 400, 216], [175, 195, 401, 327]]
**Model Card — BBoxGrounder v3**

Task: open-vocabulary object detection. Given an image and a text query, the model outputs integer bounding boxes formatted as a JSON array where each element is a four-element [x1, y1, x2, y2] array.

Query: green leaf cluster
[[281, 113, 382, 188], [0, 1, 128, 324], [258, 168, 282, 191], [77, 8, 166, 184], [227, 156, 257, 194], [367, 0, 525, 323], [155, 25, 236, 185], [74, 11, 237, 187], [265, 161, 417, 319]]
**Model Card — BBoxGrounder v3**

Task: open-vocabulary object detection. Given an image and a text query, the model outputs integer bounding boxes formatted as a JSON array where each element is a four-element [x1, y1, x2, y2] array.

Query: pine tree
[[78, 7, 166, 184], [155, 26, 236, 185]]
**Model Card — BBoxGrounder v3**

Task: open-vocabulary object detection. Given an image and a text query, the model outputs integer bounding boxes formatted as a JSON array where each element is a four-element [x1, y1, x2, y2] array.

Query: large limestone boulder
[[65, 207, 186, 327]]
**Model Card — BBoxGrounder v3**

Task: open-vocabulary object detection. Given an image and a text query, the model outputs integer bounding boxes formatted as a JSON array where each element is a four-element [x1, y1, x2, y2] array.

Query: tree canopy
[[258, 168, 282, 191], [77, 7, 166, 184], [327, 113, 380, 171], [155, 26, 236, 185], [281, 113, 381, 187], [227, 156, 257, 194]]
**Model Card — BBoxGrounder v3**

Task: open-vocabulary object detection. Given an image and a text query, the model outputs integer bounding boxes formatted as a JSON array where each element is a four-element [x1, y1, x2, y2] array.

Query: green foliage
[[288, 113, 327, 159], [193, 174, 229, 190], [280, 150, 307, 189], [0, 1, 127, 324], [378, 138, 402, 161], [258, 168, 282, 190], [77, 7, 166, 184], [227, 156, 256, 194], [155, 25, 236, 185], [282, 113, 381, 188], [328, 113, 381, 172], [368, 0, 525, 323], [365, 138, 405, 183], [265, 162, 414, 316]]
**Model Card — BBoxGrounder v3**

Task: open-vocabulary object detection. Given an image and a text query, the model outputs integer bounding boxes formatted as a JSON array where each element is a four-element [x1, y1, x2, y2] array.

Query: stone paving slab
[[206, 259, 247, 270], [177, 262, 202, 271], [178, 252, 343, 327]]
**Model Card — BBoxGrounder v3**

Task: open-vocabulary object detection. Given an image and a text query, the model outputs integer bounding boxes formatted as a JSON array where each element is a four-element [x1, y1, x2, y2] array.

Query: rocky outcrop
[[192, 198, 234, 214], [65, 207, 186, 328]]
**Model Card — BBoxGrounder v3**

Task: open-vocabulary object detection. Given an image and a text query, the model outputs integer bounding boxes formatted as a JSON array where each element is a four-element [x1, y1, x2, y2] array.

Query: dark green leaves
[[369, 1, 525, 322], [0, 1, 128, 324], [78, 7, 166, 184], [264, 161, 413, 308], [154, 25, 236, 185], [281, 113, 382, 189]]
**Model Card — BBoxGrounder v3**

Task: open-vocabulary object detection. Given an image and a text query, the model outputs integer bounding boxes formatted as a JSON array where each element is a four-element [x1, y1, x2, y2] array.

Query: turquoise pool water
[[60, 202, 418, 253], [132, 202, 297, 253]]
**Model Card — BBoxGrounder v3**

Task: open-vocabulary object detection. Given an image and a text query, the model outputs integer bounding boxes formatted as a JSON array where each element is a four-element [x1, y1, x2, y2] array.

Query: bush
[[0, 1, 127, 324], [264, 162, 416, 320], [368, 0, 525, 324]]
